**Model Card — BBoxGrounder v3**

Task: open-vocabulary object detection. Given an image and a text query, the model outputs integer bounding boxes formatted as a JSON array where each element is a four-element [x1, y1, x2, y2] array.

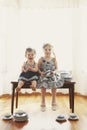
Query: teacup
[[69, 113, 77, 118], [4, 113, 11, 118], [57, 115, 65, 119]]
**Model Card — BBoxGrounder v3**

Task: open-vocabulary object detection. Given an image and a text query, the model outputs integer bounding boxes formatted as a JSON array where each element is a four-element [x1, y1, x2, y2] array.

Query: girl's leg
[[41, 87, 46, 111], [51, 88, 57, 110], [30, 80, 36, 91], [16, 80, 25, 92]]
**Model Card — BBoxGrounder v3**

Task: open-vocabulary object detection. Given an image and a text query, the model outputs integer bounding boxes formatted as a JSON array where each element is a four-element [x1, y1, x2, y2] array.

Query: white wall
[[72, 8, 87, 95], [0, 7, 73, 94], [0, 1, 87, 95]]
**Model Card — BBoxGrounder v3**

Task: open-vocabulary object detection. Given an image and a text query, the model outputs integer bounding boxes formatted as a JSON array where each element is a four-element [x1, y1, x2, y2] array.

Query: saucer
[[68, 113, 79, 120], [2, 115, 13, 120], [68, 116, 79, 120], [56, 115, 66, 121]]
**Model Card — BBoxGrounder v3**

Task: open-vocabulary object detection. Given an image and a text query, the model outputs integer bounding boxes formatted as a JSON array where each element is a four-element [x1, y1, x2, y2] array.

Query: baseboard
[[0, 92, 87, 98]]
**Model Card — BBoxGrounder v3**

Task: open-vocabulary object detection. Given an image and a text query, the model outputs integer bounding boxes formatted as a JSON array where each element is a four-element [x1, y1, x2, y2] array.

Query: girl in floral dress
[[38, 43, 64, 111]]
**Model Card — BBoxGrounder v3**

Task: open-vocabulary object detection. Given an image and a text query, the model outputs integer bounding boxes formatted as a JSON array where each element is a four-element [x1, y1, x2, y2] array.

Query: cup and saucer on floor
[[68, 113, 79, 121], [13, 110, 29, 122], [2, 113, 13, 120], [56, 114, 67, 122], [56, 113, 79, 122]]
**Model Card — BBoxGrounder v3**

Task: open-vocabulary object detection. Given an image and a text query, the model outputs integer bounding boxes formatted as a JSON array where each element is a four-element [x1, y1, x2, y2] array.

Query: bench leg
[[16, 92, 18, 108], [69, 87, 72, 109], [72, 86, 74, 113], [69, 86, 74, 113], [11, 87, 15, 115]]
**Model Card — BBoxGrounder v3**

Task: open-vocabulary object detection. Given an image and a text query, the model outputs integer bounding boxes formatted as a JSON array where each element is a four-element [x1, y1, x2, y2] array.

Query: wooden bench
[[11, 81, 75, 114]]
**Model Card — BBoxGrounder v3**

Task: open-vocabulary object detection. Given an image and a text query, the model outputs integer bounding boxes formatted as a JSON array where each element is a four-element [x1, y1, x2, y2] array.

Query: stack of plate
[[60, 71, 72, 81], [56, 114, 66, 122], [14, 110, 28, 122], [68, 113, 79, 120]]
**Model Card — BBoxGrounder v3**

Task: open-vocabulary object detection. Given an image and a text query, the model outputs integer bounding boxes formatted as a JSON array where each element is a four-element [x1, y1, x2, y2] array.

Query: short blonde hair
[[43, 43, 53, 49]]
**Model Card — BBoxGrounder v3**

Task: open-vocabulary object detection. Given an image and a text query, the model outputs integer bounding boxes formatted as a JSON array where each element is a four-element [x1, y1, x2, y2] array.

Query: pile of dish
[[2, 110, 29, 122], [60, 71, 72, 81], [13, 110, 28, 122], [68, 113, 79, 120]]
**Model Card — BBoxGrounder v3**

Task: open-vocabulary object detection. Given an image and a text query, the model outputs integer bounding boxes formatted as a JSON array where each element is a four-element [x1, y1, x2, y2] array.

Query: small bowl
[[69, 113, 77, 118], [4, 113, 12, 118]]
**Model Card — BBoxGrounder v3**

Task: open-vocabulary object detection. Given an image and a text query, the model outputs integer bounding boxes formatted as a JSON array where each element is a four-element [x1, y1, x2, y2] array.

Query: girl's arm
[[54, 58, 58, 70], [53, 52, 58, 69], [51, 57, 58, 74], [21, 62, 28, 72], [38, 58, 45, 76]]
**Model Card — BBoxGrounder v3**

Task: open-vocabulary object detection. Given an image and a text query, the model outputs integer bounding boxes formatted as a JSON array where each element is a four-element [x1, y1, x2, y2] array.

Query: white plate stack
[[14, 110, 28, 122], [60, 71, 72, 81]]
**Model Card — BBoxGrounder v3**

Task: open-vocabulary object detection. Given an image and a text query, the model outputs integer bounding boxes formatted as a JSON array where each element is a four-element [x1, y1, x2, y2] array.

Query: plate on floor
[[68, 113, 79, 120], [68, 116, 79, 120], [2, 115, 13, 120], [56, 115, 66, 121]]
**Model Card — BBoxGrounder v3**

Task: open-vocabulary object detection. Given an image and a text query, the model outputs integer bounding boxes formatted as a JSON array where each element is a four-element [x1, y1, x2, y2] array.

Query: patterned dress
[[37, 57, 64, 89], [18, 61, 39, 83]]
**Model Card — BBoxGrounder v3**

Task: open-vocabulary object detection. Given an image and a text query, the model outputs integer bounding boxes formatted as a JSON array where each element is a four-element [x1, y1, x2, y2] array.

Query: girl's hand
[[23, 68, 28, 72], [40, 71, 45, 76], [51, 71, 55, 75], [28, 66, 33, 71], [23, 70, 27, 72], [50, 71, 53, 74]]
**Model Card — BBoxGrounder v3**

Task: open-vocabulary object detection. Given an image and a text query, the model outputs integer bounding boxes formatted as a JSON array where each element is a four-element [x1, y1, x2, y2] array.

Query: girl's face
[[26, 51, 35, 60], [43, 45, 52, 57]]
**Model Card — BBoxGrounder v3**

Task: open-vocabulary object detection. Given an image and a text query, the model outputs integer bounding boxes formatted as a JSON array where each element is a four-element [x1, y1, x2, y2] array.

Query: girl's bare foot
[[51, 103, 57, 111], [40, 104, 46, 112]]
